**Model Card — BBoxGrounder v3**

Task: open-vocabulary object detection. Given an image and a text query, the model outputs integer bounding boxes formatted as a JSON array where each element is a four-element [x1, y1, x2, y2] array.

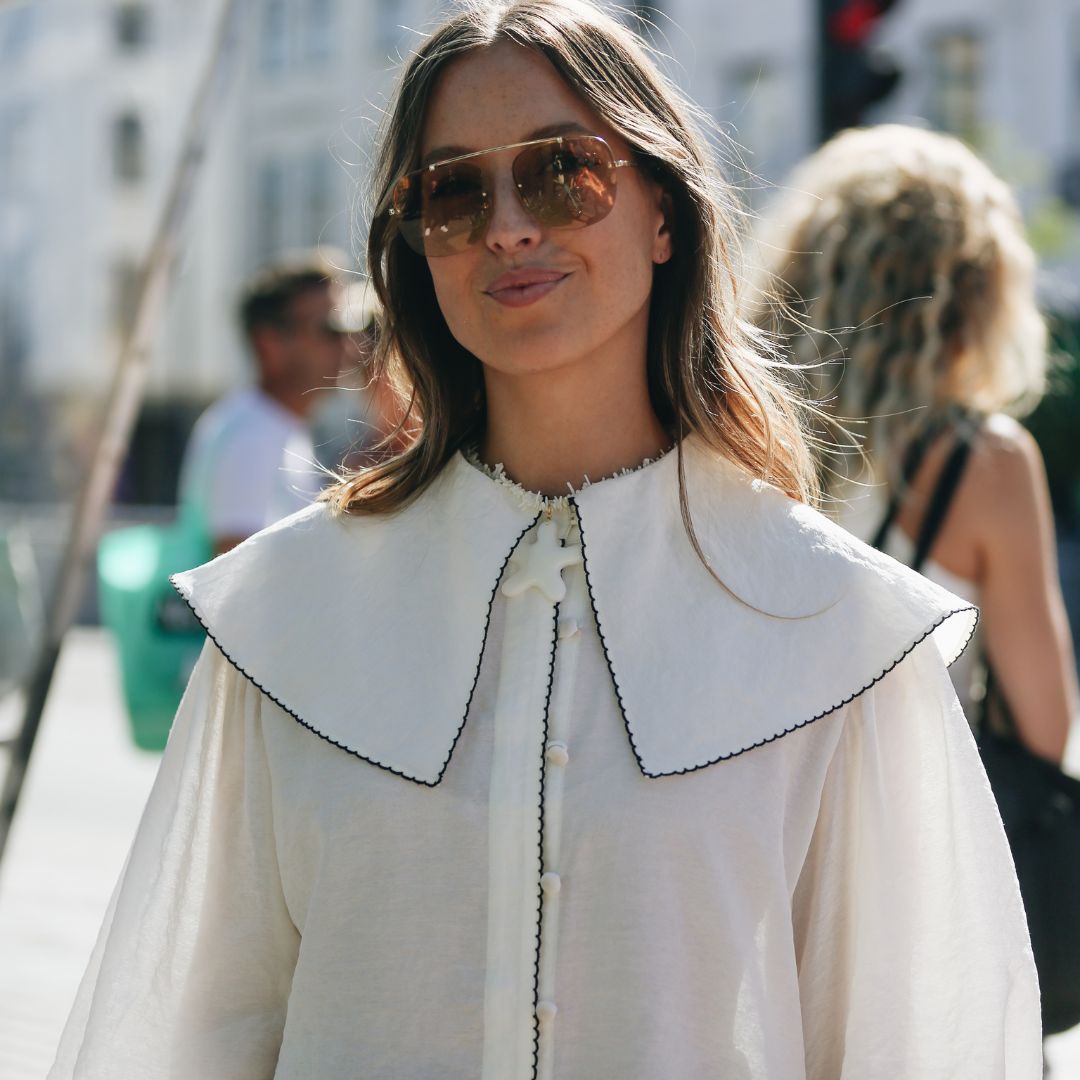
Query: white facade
[[163, 0, 464, 399], [868, 0, 1080, 293], [653, 0, 818, 200], [0, 0, 448, 407], [659, 0, 1080, 295], [0, 0, 214, 397]]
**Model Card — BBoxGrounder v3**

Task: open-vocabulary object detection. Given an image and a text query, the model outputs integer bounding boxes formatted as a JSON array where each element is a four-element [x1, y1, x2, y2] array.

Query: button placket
[[481, 506, 583, 1080], [534, 509, 586, 1080]]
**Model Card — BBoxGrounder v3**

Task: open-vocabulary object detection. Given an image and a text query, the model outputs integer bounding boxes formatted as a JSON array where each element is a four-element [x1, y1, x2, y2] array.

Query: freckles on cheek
[[429, 273, 486, 350], [590, 251, 649, 319], [429, 272, 462, 326]]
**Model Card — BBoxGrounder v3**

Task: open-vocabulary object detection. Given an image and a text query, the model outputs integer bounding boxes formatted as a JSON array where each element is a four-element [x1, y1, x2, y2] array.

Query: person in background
[[310, 278, 412, 476], [177, 251, 347, 556], [750, 123, 1078, 766]]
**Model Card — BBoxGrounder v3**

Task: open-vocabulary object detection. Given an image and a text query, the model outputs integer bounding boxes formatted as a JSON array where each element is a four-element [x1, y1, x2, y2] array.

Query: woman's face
[[418, 42, 672, 380]]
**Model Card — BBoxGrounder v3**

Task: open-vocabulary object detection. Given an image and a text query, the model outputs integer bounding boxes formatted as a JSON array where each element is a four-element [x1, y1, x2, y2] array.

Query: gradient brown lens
[[514, 137, 617, 228], [393, 162, 491, 257]]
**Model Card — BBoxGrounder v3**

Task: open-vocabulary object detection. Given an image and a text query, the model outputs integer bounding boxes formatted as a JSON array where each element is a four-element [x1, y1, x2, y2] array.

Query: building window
[[1061, 15, 1080, 209], [260, 0, 290, 74], [112, 258, 141, 336], [376, 0, 403, 50], [113, 111, 145, 183], [0, 275, 32, 381], [306, 152, 337, 243], [928, 30, 981, 141], [1072, 15, 1080, 151], [726, 62, 783, 186], [114, 3, 151, 51], [305, 0, 334, 64], [0, 4, 35, 65], [0, 105, 32, 199], [255, 159, 287, 262]]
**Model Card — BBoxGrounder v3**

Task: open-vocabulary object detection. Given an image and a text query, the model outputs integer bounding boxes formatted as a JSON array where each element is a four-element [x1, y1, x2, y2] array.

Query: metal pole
[[0, 0, 241, 860]]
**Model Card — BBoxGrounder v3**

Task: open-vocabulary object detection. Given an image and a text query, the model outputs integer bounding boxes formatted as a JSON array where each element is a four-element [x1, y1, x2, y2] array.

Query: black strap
[[868, 416, 949, 552], [909, 435, 973, 572], [871, 421, 1017, 739], [869, 420, 974, 572]]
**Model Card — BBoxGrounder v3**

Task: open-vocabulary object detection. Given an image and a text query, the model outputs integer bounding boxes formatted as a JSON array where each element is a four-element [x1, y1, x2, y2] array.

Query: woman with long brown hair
[[51, 6, 1039, 1078]]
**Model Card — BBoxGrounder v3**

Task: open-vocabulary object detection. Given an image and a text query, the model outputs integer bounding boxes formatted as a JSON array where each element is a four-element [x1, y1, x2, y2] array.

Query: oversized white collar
[[171, 437, 977, 786]]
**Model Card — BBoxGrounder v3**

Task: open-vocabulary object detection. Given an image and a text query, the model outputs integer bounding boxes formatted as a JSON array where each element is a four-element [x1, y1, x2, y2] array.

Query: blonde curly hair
[[750, 123, 1047, 493]]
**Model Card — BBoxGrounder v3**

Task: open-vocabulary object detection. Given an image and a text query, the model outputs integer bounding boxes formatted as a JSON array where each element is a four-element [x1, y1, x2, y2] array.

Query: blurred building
[[0, 0, 450, 505], [0, 1, 225, 502], [657, 0, 1080, 290], [1, 0, 1079, 506], [165, 0, 451, 403], [641, 1, 818, 197], [868, 0, 1080, 297]]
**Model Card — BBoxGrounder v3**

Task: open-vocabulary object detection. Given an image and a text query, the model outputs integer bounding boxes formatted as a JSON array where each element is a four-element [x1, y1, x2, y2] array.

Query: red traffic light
[[828, 0, 895, 48]]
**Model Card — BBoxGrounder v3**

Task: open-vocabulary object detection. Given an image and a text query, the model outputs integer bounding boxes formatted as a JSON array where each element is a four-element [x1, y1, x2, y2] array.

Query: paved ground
[[0, 628, 1078, 1078], [0, 629, 161, 1079]]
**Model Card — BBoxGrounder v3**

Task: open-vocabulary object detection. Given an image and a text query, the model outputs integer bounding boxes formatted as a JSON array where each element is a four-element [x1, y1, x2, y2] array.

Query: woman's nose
[[483, 166, 543, 253]]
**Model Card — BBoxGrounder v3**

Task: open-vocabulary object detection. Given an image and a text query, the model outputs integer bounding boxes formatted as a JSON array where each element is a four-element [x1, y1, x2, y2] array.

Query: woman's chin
[[468, 326, 586, 377], [478, 349, 584, 379]]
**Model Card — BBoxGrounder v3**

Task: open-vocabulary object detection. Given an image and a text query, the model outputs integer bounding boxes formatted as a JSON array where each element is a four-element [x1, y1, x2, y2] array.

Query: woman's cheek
[[429, 273, 473, 340]]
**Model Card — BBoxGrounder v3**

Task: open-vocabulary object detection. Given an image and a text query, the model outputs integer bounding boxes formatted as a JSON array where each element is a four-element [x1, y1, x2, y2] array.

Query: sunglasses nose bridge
[[479, 147, 543, 245]]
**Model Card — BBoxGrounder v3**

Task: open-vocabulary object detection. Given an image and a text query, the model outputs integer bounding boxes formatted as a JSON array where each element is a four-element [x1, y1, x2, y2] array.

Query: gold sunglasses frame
[[387, 134, 638, 254]]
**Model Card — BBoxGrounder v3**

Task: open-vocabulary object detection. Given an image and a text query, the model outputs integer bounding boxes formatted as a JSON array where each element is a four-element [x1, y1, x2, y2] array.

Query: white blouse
[[49, 437, 1041, 1079]]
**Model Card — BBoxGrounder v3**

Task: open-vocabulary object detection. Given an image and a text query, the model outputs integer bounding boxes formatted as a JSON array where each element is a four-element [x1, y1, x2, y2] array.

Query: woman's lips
[[485, 273, 569, 308]]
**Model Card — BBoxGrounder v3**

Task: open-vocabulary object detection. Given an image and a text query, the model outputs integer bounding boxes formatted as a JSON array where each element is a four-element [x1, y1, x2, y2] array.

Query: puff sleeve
[[48, 639, 301, 1080], [792, 638, 1043, 1078]]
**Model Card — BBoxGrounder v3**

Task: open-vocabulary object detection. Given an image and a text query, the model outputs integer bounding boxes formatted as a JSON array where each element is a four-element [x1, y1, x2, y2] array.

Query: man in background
[[177, 251, 346, 556], [311, 277, 413, 476]]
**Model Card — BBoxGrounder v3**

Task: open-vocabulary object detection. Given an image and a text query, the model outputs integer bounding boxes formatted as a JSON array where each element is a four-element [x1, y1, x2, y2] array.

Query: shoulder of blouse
[[171, 439, 977, 784]]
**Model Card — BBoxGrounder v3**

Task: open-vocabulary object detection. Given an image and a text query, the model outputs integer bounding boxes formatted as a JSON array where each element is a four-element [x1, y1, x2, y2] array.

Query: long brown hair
[[321, 0, 818, 539]]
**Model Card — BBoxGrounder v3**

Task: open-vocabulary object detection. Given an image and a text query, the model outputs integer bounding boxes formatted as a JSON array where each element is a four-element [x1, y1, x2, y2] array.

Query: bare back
[[895, 413, 1078, 763]]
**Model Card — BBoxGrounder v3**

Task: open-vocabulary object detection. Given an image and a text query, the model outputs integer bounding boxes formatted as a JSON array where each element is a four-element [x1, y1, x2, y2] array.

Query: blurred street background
[[2, 0, 1080, 1076]]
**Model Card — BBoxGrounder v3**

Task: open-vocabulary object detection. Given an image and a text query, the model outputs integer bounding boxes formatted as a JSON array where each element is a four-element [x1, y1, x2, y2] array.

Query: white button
[[558, 617, 580, 640], [500, 520, 582, 603], [545, 741, 569, 767], [536, 1000, 558, 1024], [540, 871, 561, 896]]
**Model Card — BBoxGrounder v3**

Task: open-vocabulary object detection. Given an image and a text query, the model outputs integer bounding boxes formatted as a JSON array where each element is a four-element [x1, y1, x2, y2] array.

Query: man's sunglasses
[[388, 134, 639, 257], [279, 317, 345, 341]]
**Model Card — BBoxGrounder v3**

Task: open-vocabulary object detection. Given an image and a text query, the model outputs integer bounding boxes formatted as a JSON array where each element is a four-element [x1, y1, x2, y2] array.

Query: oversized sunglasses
[[388, 134, 638, 257]]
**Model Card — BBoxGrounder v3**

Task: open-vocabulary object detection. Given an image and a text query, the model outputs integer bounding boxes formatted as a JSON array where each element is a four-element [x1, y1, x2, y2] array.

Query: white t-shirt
[[50, 440, 1040, 1079], [177, 386, 323, 541]]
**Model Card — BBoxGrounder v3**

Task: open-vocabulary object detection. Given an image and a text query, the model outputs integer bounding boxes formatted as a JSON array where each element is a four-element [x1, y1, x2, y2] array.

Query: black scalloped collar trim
[[169, 443, 980, 786], [168, 509, 542, 788], [572, 491, 979, 777]]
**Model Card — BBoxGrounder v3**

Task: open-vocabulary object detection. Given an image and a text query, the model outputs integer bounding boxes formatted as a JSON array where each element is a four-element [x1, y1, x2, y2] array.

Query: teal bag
[[97, 504, 211, 751]]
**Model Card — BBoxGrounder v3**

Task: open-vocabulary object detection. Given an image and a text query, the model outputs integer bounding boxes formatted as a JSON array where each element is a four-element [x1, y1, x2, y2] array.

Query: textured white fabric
[[833, 480, 983, 718], [177, 386, 322, 540], [161, 441, 979, 784], [50, 438, 1041, 1079]]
